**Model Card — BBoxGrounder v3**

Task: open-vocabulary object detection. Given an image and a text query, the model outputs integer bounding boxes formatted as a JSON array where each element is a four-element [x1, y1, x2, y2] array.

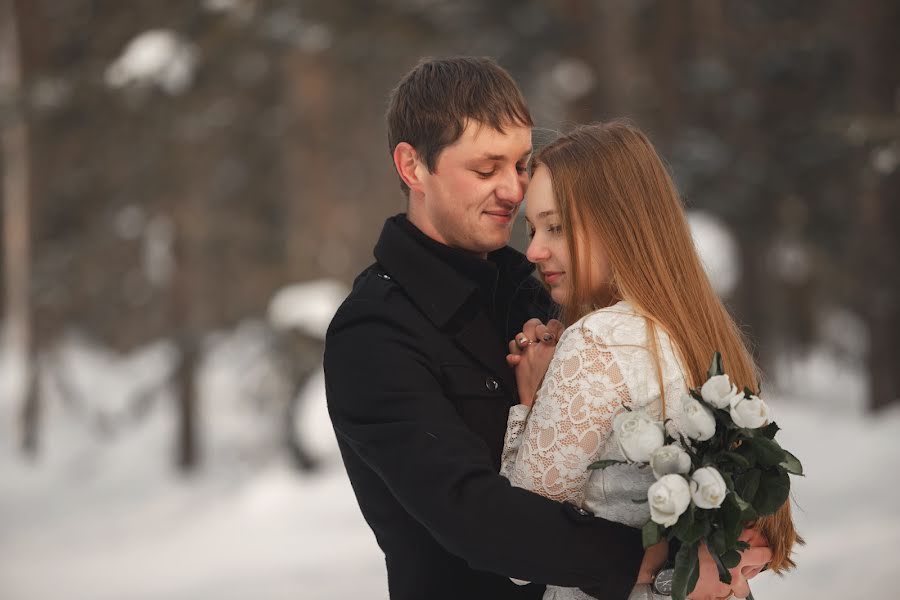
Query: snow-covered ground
[[0, 330, 897, 600]]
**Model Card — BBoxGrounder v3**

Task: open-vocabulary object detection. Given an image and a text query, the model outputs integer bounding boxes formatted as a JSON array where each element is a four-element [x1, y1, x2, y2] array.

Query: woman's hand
[[506, 319, 564, 407]]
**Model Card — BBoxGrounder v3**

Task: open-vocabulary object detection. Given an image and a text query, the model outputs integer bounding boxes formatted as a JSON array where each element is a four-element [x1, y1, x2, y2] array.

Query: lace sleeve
[[500, 404, 531, 479], [502, 320, 633, 506]]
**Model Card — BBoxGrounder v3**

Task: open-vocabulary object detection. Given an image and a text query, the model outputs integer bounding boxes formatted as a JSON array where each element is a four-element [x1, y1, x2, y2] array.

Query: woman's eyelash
[[527, 224, 562, 239]]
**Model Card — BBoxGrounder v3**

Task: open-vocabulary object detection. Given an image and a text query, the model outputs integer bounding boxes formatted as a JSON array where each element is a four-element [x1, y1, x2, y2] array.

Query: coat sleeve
[[324, 296, 644, 595]]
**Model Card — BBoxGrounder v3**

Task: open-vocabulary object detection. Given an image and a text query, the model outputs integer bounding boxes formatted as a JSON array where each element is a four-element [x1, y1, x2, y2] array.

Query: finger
[[506, 354, 522, 367], [522, 318, 543, 342], [509, 339, 522, 355], [547, 319, 565, 339], [515, 332, 533, 349], [535, 323, 556, 345]]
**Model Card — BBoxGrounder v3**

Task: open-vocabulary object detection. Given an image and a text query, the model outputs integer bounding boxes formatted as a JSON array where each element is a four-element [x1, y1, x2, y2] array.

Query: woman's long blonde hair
[[534, 120, 801, 571]]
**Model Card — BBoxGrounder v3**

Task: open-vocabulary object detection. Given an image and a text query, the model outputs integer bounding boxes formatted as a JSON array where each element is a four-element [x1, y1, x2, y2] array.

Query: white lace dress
[[500, 301, 689, 600]]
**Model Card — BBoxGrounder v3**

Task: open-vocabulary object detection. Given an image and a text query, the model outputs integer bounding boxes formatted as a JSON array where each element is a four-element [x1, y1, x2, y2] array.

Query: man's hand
[[506, 318, 564, 407], [635, 541, 668, 585], [689, 528, 772, 600]]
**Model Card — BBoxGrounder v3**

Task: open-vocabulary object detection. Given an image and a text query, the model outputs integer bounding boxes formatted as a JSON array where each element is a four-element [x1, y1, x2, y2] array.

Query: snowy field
[[1, 330, 898, 600]]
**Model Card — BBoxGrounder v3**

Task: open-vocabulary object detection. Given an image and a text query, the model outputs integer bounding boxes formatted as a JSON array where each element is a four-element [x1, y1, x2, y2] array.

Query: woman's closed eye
[[526, 224, 562, 239]]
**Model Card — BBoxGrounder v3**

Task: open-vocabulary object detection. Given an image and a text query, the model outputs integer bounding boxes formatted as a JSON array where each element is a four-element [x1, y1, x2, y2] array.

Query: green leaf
[[752, 437, 785, 467], [721, 549, 742, 569], [733, 492, 751, 512], [680, 513, 710, 545], [755, 421, 780, 440], [710, 546, 733, 585], [672, 542, 701, 600], [754, 468, 791, 515], [720, 494, 743, 547], [587, 459, 625, 470], [735, 470, 761, 504], [707, 351, 724, 379], [709, 529, 726, 556], [642, 520, 662, 548], [780, 450, 804, 476], [721, 451, 751, 468]]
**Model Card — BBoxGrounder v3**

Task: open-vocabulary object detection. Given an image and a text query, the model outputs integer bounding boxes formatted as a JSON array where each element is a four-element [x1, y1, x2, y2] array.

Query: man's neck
[[406, 208, 488, 260]]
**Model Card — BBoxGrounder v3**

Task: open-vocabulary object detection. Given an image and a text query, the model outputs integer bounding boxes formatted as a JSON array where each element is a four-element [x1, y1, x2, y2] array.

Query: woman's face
[[524, 165, 610, 307]]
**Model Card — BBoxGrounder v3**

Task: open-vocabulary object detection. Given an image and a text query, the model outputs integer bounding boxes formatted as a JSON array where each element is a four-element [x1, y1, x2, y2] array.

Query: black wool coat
[[325, 215, 643, 600]]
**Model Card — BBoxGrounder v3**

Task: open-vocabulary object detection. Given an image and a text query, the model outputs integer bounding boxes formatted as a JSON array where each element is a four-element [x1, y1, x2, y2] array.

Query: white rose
[[730, 394, 771, 429], [648, 474, 691, 527], [649, 444, 692, 480], [614, 411, 665, 463], [700, 374, 743, 409], [679, 395, 716, 442], [690, 466, 727, 509]]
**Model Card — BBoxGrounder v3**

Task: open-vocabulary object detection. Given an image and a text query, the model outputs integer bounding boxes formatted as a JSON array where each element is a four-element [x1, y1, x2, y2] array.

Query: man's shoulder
[[327, 262, 422, 336]]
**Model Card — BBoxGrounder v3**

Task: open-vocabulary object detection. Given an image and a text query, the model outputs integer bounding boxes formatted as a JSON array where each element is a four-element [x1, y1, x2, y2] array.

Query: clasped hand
[[506, 318, 565, 407]]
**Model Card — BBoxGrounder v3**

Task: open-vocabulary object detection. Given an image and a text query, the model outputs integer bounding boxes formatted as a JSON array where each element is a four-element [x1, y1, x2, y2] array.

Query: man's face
[[410, 121, 532, 256]]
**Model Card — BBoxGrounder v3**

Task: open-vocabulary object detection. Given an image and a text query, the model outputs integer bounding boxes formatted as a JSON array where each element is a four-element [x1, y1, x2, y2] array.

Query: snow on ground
[[0, 330, 897, 600]]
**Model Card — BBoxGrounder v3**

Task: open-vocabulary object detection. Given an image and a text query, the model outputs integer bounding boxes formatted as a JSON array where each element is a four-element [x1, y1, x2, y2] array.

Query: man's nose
[[496, 166, 527, 204]]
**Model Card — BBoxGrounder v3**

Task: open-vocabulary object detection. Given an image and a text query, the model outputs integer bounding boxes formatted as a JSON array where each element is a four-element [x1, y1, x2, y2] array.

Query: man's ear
[[393, 142, 426, 193]]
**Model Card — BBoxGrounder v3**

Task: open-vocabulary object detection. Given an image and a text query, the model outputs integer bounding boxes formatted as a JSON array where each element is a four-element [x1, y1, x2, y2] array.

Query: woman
[[500, 121, 800, 600]]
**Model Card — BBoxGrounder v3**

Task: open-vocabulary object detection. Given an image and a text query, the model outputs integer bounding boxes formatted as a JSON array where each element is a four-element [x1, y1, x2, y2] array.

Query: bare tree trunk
[[849, 0, 900, 412], [0, 0, 39, 455], [171, 226, 200, 472]]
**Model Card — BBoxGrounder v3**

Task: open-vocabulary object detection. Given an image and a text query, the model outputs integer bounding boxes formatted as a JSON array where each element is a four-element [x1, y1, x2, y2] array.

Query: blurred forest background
[[0, 1, 899, 598]]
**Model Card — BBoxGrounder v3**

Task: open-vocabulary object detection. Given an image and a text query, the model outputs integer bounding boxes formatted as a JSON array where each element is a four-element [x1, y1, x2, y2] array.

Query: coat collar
[[374, 214, 536, 330], [374, 214, 539, 399]]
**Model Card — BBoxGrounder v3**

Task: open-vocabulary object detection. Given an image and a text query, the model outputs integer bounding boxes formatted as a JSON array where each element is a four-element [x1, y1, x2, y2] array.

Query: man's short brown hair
[[386, 56, 534, 195]]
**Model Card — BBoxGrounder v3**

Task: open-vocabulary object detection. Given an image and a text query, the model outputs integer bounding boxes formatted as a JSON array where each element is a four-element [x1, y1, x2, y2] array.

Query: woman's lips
[[542, 271, 564, 284]]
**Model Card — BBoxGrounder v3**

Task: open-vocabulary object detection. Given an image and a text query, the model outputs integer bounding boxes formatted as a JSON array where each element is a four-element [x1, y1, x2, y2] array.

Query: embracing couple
[[325, 57, 799, 600]]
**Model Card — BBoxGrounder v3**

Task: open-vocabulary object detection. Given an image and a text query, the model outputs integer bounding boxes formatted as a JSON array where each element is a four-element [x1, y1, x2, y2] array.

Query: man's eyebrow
[[477, 148, 533, 161]]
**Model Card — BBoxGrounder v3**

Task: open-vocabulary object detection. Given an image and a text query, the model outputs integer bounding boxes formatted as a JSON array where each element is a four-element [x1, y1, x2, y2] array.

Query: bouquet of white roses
[[589, 353, 803, 600]]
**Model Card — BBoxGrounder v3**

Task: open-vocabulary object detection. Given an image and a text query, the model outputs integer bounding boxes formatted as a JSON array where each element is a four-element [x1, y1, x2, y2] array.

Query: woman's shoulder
[[563, 300, 649, 346], [559, 301, 687, 407]]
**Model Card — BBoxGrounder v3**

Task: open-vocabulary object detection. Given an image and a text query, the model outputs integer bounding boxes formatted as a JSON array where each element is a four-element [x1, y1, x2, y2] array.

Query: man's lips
[[484, 210, 514, 224], [542, 271, 564, 284]]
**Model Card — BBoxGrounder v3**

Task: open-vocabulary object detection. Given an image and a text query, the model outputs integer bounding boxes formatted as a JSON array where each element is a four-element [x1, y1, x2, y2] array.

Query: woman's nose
[[526, 238, 549, 263]]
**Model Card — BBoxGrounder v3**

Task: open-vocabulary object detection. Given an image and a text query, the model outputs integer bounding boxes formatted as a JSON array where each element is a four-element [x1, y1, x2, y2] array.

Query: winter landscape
[[1, 302, 897, 600], [2, 3, 898, 599]]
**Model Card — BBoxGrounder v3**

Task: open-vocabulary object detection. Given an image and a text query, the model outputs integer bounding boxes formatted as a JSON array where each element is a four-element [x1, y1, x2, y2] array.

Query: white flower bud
[[648, 474, 692, 527], [700, 374, 743, 409], [649, 444, 692, 480], [730, 394, 771, 429], [678, 395, 716, 442], [614, 411, 665, 463], [690, 466, 728, 509]]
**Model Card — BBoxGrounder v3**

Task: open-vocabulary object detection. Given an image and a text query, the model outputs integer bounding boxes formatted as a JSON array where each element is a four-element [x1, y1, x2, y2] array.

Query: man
[[325, 57, 649, 600]]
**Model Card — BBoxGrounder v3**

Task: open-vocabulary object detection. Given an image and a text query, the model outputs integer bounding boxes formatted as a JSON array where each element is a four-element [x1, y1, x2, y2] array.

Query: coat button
[[485, 377, 500, 392]]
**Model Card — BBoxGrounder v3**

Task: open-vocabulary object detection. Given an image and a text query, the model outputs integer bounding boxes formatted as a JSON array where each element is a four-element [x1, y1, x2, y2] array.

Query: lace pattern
[[500, 301, 689, 599]]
